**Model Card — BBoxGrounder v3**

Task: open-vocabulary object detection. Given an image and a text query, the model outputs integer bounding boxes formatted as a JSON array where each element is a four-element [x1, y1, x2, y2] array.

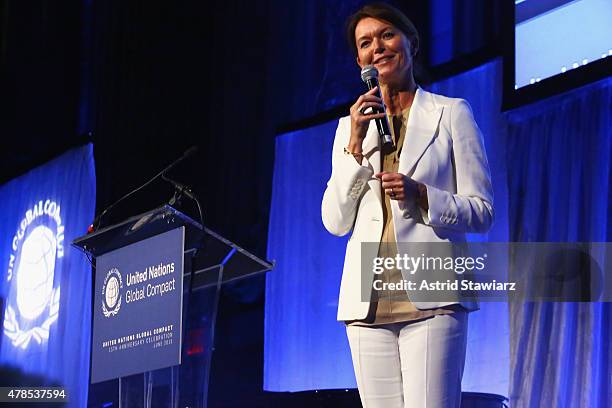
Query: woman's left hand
[[375, 172, 427, 210], [375, 171, 417, 201]]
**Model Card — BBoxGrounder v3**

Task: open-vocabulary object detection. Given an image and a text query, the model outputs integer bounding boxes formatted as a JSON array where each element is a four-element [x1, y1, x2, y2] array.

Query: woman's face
[[354, 17, 414, 85]]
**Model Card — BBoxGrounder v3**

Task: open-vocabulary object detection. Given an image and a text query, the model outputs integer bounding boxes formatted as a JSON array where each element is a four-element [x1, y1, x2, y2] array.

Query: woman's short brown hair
[[345, 2, 420, 57]]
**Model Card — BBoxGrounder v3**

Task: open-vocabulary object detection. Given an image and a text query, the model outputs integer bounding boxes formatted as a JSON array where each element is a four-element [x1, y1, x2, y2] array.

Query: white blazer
[[321, 88, 494, 321]]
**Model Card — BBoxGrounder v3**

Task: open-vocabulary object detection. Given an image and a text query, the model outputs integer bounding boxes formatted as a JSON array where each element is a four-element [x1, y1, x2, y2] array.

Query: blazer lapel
[[362, 123, 382, 205], [398, 88, 443, 175]]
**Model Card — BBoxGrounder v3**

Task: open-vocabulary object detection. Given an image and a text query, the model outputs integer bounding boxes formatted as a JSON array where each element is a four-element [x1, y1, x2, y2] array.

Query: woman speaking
[[321, 3, 494, 407]]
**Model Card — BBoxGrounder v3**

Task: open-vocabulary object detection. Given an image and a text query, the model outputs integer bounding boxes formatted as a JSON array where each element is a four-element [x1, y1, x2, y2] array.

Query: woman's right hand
[[348, 86, 386, 152]]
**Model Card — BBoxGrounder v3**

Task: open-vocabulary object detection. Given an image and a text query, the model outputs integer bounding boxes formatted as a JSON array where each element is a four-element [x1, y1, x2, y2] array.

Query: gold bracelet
[[344, 146, 364, 158]]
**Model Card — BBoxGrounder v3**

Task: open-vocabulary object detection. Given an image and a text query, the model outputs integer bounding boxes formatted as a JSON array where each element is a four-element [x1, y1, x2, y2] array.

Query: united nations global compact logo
[[4, 200, 63, 349], [102, 268, 123, 317]]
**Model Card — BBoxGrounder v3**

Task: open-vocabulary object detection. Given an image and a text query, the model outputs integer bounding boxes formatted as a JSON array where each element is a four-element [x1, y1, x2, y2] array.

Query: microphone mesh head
[[360, 65, 378, 82]]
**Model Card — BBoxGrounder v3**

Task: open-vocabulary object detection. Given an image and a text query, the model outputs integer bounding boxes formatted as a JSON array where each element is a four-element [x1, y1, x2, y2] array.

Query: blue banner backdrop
[[0, 144, 96, 408], [265, 60, 510, 395]]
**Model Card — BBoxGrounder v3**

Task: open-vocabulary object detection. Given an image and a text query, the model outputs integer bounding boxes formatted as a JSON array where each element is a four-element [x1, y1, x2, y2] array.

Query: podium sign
[[91, 227, 184, 383]]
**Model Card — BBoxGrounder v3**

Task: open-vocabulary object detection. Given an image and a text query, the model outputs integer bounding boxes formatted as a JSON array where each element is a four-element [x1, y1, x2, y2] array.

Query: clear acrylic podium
[[73, 205, 273, 408]]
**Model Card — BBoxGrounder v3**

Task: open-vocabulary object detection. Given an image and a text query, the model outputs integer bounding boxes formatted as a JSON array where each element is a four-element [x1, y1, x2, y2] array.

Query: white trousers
[[346, 312, 468, 408]]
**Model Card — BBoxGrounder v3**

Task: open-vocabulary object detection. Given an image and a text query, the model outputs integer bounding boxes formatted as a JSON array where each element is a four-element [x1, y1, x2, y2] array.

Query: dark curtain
[[429, 0, 502, 66], [85, 0, 273, 256], [0, 0, 83, 183]]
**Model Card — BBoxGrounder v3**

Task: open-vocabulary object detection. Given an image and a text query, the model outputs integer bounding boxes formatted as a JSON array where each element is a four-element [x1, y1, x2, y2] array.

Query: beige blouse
[[348, 108, 459, 326]]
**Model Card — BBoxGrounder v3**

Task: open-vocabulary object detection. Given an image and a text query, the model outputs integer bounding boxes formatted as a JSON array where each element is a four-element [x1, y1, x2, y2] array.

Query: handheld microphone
[[360, 65, 393, 147]]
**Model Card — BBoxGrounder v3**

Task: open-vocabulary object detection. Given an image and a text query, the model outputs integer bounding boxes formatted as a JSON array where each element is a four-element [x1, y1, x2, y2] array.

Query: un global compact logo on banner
[[4, 200, 63, 349], [102, 268, 123, 317]]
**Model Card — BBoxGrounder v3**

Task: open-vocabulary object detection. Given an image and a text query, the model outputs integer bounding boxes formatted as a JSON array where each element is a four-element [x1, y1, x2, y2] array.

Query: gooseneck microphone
[[89, 146, 199, 233], [360, 65, 393, 147]]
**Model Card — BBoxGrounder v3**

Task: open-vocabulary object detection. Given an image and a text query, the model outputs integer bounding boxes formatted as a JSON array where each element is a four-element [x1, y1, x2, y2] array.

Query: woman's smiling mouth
[[373, 55, 394, 65]]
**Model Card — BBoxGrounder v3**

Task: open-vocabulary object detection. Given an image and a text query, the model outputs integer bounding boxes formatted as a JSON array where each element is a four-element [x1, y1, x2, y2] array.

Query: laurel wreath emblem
[[3, 287, 61, 349], [102, 268, 123, 318]]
